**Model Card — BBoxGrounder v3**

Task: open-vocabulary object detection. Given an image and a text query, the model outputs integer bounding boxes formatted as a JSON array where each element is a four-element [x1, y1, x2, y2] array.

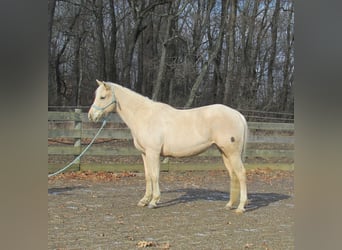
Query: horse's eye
[[100, 96, 105, 100]]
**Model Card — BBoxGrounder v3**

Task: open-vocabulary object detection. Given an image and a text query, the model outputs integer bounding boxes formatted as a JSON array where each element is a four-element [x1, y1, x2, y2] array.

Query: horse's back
[[154, 103, 244, 132], [194, 104, 244, 129]]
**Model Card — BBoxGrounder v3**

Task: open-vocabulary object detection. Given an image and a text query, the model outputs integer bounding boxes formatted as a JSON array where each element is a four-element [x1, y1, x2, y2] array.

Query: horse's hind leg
[[222, 153, 248, 214], [222, 155, 240, 209], [138, 153, 152, 207]]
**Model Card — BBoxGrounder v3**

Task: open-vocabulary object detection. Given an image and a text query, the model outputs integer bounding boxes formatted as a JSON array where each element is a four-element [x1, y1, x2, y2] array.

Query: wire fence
[[48, 106, 294, 123]]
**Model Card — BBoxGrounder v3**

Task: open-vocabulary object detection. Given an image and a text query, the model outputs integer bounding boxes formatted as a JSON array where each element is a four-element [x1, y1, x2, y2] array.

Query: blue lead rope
[[48, 119, 107, 178]]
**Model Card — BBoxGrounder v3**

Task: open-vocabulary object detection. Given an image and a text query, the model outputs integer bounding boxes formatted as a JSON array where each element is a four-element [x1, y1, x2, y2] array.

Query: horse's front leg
[[145, 150, 161, 209], [137, 153, 152, 207]]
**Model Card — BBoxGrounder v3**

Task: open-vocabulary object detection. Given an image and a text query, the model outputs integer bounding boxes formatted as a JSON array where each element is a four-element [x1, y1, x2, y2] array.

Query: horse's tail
[[239, 113, 248, 162]]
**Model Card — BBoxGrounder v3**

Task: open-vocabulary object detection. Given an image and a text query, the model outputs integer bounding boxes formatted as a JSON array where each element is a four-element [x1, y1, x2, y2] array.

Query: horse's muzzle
[[88, 111, 94, 121], [88, 108, 108, 122], [88, 109, 100, 122]]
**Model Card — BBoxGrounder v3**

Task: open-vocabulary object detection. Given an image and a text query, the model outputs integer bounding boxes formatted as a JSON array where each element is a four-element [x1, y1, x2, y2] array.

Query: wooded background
[[48, 0, 294, 112]]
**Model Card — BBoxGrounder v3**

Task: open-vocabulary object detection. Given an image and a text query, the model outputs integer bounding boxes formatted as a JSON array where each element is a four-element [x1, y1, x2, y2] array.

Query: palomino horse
[[88, 80, 248, 213]]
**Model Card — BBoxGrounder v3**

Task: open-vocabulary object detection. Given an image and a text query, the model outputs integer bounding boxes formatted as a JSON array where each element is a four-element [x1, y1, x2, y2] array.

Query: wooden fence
[[48, 110, 294, 173]]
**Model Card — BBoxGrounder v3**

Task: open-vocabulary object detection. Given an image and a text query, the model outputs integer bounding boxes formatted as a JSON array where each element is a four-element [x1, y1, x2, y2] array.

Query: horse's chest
[[133, 136, 144, 152]]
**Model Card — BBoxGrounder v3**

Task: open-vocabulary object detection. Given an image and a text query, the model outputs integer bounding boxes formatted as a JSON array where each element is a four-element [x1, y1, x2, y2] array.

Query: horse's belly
[[162, 141, 213, 157]]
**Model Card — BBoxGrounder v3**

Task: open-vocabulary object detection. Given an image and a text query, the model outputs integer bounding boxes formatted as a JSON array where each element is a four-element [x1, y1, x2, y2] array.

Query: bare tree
[[279, 1, 294, 111], [152, 1, 187, 101], [185, 0, 229, 108], [48, 0, 57, 105], [54, 3, 82, 105], [48, 0, 294, 114], [107, 0, 117, 82], [122, 0, 170, 86], [94, 0, 106, 80], [223, 0, 237, 106], [266, 0, 281, 109]]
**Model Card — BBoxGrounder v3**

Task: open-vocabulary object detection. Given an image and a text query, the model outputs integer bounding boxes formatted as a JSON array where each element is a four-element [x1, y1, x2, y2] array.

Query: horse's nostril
[[88, 112, 93, 121]]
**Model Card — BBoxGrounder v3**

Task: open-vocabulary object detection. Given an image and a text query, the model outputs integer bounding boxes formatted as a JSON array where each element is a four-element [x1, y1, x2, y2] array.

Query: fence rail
[[48, 110, 294, 172]]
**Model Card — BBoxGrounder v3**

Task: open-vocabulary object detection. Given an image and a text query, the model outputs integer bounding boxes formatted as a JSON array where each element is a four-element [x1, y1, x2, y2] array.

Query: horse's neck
[[113, 84, 151, 131]]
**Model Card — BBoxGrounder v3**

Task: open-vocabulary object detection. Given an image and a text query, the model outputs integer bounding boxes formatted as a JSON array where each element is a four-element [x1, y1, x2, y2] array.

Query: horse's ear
[[96, 79, 103, 86], [103, 82, 111, 90]]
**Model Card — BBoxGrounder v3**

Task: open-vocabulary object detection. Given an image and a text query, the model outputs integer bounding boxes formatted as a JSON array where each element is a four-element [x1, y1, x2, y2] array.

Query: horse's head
[[88, 80, 117, 122]]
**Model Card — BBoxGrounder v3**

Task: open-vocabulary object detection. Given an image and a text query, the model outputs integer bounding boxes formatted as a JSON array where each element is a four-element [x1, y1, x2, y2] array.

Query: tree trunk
[[266, 0, 281, 109], [74, 36, 81, 106], [185, 0, 228, 108], [137, 12, 156, 96], [48, 0, 57, 105], [251, 0, 270, 108], [94, 0, 106, 80], [208, 0, 223, 104], [242, 0, 260, 107], [123, 0, 169, 87], [152, 4, 172, 101], [108, 0, 117, 82], [223, 0, 237, 106], [280, 3, 294, 111]]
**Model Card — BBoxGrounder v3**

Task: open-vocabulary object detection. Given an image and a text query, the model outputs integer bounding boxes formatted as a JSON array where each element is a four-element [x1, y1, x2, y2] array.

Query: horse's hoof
[[137, 201, 148, 207], [235, 208, 245, 214], [148, 203, 157, 209], [225, 204, 234, 210]]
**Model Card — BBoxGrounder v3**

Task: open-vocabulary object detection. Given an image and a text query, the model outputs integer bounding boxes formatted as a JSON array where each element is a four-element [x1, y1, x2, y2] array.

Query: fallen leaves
[[244, 243, 254, 248], [48, 170, 136, 182], [137, 241, 156, 248], [245, 243, 253, 249], [247, 168, 293, 184], [136, 240, 171, 249]]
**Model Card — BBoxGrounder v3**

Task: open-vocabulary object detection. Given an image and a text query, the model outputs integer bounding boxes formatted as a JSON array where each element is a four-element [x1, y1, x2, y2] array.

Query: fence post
[[74, 108, 82, 171]]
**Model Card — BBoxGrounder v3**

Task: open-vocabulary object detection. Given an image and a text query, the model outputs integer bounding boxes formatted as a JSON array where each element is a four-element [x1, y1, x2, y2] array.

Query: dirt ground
[[48, 169, 294, 250]]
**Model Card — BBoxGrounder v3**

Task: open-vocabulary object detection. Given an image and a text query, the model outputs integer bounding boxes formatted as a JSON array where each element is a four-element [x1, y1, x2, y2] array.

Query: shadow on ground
[[159, 188, 290, 212], [48, 186, 87, 195]]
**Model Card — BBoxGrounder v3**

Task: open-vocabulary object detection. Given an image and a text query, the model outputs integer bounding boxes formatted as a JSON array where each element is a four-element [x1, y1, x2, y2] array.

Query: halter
[[91, 87, 116, 111]]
